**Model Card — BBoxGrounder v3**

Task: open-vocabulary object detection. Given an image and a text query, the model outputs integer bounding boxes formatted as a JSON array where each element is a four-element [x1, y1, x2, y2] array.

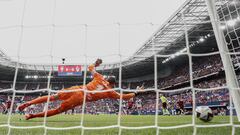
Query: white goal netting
[[0, 0, 240, 135]]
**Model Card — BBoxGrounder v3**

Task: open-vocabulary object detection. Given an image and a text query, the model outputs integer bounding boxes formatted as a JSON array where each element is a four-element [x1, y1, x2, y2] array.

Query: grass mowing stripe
[[0, 114, 239, 135]]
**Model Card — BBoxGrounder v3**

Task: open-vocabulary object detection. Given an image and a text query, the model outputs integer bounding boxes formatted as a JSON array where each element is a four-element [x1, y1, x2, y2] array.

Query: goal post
[[205, 0, 240, 121]]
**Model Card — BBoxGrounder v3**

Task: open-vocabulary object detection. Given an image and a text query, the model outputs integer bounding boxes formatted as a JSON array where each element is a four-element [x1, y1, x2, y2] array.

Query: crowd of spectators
[[123, 55, 224, 89], [0, 54, 233, 116], [0, 77, 230, 116], [158, 55, 223, 88], [0, 55, 224, 91], [192, 55, 223, 78]]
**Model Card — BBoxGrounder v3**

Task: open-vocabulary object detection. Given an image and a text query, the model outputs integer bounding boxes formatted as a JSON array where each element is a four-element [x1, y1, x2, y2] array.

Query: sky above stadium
[[0, 0, 186, 65]]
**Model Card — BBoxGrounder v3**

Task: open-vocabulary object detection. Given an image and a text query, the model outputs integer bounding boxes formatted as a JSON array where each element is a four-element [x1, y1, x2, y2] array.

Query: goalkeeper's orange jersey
[[86, 64, 109, 91], [85, 64, 135, 101], [59, 64, 135, 102]]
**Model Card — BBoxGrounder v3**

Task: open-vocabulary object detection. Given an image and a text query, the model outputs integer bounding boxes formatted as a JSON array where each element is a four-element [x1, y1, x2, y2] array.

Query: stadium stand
[[0, 0, 240, 135]]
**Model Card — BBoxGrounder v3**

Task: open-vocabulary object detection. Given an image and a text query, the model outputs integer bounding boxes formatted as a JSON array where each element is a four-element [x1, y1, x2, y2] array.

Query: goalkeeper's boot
[[25, 114, 33, 120], [18, 102, 31, 111]]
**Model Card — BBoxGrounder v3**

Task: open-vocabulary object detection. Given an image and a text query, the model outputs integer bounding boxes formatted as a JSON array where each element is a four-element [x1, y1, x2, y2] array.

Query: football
[[196, 106, 214, 122]]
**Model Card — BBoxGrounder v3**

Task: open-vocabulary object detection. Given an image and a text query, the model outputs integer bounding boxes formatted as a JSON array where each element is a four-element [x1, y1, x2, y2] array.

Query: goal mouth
[[0, 0, 240, 135]]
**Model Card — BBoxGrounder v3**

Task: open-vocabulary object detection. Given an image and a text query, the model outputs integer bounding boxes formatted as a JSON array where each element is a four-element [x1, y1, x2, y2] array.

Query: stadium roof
[[0, 0, 230, 72]]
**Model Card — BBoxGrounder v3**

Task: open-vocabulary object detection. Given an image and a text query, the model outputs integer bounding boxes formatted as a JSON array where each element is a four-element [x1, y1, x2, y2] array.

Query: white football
[[196, 106, 213, 122]]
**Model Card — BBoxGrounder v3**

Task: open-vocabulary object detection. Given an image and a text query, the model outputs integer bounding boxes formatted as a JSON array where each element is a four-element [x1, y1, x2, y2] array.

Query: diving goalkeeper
[[19, 59, 141, 120]]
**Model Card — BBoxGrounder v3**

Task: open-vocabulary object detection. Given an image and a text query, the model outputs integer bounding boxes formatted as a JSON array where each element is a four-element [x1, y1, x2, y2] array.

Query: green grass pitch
[[0, 114, 239, 135]]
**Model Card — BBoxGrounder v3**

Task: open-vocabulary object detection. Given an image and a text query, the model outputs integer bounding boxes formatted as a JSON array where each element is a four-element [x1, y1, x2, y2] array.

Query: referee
[[160, 94, 170, 115]]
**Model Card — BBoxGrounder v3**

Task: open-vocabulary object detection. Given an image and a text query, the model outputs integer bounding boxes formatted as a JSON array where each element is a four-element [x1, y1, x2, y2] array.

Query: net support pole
[[117, 22, 123, 135], [154, 54, 159, 135], [182, 12, 196, 135], [80, 24, 88, 135], [43, 1, 56, 134], [7, 0, 27, 135], [43, 62, 53, 135], [205, 0, 240, 121], [230, 94, 235, 135], [152, 22, 159, 135]]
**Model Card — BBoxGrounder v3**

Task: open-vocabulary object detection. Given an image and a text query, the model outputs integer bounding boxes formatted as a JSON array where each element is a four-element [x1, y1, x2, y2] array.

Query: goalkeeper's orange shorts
[[57, 85, 84, 110]]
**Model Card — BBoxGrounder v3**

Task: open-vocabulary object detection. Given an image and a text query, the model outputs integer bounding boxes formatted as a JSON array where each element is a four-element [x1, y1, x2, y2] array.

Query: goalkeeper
[[19, 59, 142, 120]]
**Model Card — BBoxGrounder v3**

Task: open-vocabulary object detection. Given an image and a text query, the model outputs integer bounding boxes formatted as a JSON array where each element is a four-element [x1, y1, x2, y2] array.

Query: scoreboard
[[58, 65, 82, 76]]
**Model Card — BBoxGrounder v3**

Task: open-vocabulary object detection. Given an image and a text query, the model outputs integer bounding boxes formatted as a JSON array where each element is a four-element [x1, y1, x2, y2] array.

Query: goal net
[[0, 0, 240, 135]]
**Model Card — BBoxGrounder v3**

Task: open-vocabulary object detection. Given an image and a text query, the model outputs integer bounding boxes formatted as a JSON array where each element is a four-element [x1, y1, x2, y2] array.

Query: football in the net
[[196, 106, 213, 122]]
